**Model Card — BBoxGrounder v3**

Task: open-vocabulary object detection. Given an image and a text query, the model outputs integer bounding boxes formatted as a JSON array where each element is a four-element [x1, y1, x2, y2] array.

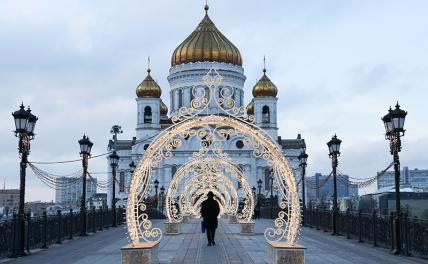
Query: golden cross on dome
[[263, 55, 266, 73], [204, 0, 209, 14], [147, 56, 151, 74]]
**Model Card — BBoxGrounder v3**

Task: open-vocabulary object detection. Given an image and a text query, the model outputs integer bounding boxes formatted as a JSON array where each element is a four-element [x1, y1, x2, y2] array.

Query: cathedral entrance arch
[[126, 69, 300, 246]]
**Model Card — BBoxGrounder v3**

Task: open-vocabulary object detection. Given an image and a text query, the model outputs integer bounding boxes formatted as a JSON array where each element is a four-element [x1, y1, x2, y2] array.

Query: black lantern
[[160, 186, 165, 196], [327, 134, 342, 157], [154, 179, 159, 190], [78, 134, 93, 156], [381, 107, 394, 136], [25, 107, 38, 137], [12, 103, 30, 134], [109, 151, 120, 166], [129, 161, 136, 173], [390, 102, 407, 134], [298, 151, 308, 166], [252, 186, 256, 194]]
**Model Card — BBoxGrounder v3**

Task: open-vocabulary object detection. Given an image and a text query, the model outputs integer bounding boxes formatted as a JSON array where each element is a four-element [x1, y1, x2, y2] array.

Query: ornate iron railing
[[0, 207, 125, 258], [304, 208, 428, 258]]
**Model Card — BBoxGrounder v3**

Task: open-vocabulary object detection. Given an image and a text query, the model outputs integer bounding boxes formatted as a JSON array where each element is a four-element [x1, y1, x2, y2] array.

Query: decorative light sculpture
[[126, 68, 300, 245]]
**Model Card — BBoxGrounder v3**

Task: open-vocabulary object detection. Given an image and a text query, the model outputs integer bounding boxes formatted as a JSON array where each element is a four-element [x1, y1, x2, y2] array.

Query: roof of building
[[109, 140, 134, 151], [372, 186, 424, 194], [278, 136, 306, 150], [252, 68, 278, 97], [136, 68, 162, 98]]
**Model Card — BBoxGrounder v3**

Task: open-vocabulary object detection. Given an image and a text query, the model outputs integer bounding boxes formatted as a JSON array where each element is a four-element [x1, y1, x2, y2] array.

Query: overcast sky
[[1, 0, 427, 201]]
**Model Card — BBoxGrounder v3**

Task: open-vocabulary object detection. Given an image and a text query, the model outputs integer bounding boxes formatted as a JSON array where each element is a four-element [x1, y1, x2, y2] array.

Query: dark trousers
[[206, 227, 216, 243]]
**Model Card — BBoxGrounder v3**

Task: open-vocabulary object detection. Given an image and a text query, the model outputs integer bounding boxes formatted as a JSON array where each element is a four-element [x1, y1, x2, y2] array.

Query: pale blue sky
[[0, 0, 427, 201]]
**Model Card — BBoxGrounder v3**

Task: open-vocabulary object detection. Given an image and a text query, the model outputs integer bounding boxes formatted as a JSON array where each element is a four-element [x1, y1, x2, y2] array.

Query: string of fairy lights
[[29, 151, 396, 193], [27, 152, 116, 191], [301, 161, 394, 190]]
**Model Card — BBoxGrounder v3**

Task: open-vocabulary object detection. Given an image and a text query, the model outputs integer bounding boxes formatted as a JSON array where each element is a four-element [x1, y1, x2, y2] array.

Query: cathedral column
[[173, 89, 179, 113], [184, 87, 191, 108], [243, 165, 252, 186], [165, 167, 172, 182], [239, 90, 244, 108], [234, 88, 241, 107]]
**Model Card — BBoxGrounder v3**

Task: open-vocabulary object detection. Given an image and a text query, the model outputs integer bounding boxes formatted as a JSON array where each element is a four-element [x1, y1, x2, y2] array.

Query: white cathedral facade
[[107, 5, 305, 208]]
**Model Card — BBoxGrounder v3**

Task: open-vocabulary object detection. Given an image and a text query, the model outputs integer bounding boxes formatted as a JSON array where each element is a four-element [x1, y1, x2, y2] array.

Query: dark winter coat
[[200, 197, 220, 228]]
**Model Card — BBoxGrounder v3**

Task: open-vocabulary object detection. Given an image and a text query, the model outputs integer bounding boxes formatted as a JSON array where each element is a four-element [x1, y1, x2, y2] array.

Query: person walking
[[201, 191, 220, 246]]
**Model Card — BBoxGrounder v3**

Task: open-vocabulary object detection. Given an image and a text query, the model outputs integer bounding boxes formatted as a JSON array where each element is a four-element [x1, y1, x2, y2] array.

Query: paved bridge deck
[[2, 219, 425, 264]]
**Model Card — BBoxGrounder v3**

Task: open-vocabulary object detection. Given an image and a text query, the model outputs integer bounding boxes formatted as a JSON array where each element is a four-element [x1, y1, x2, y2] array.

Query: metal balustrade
[[304, 208, 428, 258], [0, 208, 125, 258]]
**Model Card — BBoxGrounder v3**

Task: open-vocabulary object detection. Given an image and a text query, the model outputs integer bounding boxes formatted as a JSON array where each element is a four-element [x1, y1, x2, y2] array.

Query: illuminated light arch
[[126, 69, 300, 246], [166, 158, 253, 223], [186, 188, 227, 218], [166, 158, 254, 223], [178, 172, 237, 218]]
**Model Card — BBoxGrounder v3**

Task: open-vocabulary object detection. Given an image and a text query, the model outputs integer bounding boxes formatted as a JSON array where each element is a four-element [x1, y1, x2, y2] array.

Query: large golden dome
[[252, 69, 278, 97], [171, 5, 242, 67], [136, 68, 162, 98]]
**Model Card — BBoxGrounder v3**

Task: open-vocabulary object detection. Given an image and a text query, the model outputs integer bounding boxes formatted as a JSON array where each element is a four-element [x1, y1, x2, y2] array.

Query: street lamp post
[[78, 135, 93, 236], [128, 161, 136, 193], [109, 151, 120, 227], [12, 103, 38, 256], [160, 186, 165, 219], [257, 179, 262, 219], [298, 150, 308, 226], [382, 102, 407, 255], [129, 161, 136, 174], [154, 179, 159, 218], [327, 134, 341, 236]]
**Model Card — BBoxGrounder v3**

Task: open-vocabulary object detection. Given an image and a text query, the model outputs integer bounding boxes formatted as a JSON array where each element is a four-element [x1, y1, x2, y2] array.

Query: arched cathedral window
[[144, 106, 152, 123], [262, 106, 270, 123], [264, 168, 272, 190], [204, 87, 210, 101], [178, 89, 183, 108], [190, 87, 195, 104], [119, 171, 125, 192], [171, 166, 177, 178], [171, 91, 175, 111]]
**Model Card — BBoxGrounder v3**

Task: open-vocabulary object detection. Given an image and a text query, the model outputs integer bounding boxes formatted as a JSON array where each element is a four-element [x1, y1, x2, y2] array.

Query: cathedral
[[107, 5, 305, 207]]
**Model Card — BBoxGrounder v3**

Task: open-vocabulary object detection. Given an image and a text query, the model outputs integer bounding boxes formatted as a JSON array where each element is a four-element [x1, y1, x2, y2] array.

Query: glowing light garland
[[126, 68, 300, 245], [166, 158, 253, 223]]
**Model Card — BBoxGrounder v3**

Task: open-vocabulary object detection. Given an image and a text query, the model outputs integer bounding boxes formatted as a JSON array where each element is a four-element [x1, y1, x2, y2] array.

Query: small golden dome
[[160, 100, 168, 116], [252, 69, 278, 97], [246, 100, 254, 115], [136, 68, 162, 98], [171, 5, 242, 67]]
